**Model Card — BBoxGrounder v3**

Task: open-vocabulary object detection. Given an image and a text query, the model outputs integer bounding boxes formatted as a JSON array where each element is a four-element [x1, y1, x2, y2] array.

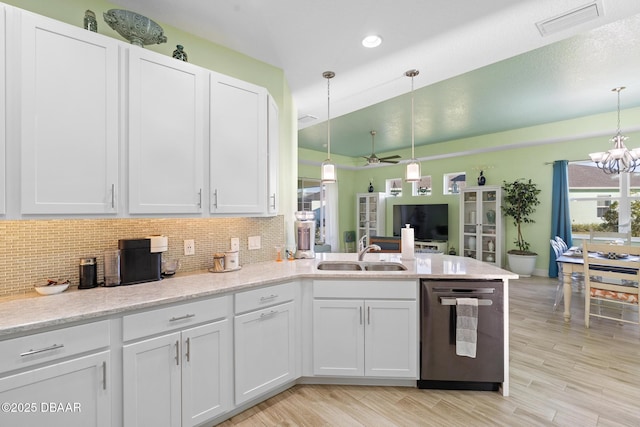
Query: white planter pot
[[507, 253, 537, 277]]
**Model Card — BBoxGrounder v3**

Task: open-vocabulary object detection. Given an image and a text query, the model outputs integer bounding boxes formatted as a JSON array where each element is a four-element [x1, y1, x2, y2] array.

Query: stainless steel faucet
[[358, 234, 381, 261]]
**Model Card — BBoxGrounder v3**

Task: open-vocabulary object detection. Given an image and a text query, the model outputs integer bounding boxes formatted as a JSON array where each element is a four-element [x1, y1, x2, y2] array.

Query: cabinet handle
[[20, 343, 64, 357], [270, 193, 276, 210], [185, 337, 191, 362], [169, 313, 196, 322], [175, 340, 180, 366], [367, 306, 371, 325], [260, 310, 278, 319], [260, 294, 278, 302], [111, 184, 115, 209], [213, 189, 218, 208], [102, 361, 107, 390], [359, 307, 363, 325], [198, 188, 202, 208]]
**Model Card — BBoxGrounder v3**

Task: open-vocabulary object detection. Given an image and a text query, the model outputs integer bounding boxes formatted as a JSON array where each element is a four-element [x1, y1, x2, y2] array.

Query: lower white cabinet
[[0, 321, 111, 427], [312, 280, 418, 379], [122, 298, 232, 427], [234, 283, 297, 405]]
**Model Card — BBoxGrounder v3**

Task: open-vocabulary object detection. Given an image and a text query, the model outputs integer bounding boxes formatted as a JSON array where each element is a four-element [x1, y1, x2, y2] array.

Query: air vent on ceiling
[[536, 1, 604, 37], [298, 114, 318, 124]]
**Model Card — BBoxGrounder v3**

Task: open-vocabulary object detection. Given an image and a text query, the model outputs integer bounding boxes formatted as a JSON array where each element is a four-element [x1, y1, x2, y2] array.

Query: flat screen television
[[392, 204, 449, 241]]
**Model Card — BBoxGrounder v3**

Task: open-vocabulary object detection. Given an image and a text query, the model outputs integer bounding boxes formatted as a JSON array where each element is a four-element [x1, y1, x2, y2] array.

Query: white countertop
[[0, 253, 517, 337]]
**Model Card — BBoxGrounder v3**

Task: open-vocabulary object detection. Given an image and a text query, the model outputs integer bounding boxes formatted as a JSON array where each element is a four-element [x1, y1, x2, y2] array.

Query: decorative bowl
[[103, 9, 167, 47], [35, 283, 70, 296]]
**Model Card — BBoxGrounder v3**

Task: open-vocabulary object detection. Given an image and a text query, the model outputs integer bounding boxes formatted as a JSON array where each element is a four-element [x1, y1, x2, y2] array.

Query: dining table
[[557, 248, 640, 322]]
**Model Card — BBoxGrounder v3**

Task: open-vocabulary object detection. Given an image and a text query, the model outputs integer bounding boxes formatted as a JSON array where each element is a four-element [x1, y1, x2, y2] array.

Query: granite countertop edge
[[0, 253, 518, 337]]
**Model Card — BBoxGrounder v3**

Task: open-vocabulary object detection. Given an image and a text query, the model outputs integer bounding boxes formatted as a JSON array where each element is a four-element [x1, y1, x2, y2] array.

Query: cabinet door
[[123, 333, 181, 427], [266, 93, 279, 215], [0, 351, 110, 427], [234, 301, 295, 405], [210, 72, 267, 214], [460, 187, 502, 266], [364, 300, 417, 378], [0, 5, 5, 214], [20, 12, 119, 214], [312, 299, 364, 376], [181, 320, 231, 426], [128, 48, 205, 214]]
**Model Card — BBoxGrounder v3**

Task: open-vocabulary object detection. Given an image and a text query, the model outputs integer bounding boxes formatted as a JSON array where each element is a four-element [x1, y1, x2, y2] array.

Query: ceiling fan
[[363, 130, 401, 166]]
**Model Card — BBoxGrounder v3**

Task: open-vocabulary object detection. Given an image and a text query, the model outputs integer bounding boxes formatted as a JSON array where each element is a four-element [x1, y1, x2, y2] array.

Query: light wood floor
[[219, 277, 640, 426]]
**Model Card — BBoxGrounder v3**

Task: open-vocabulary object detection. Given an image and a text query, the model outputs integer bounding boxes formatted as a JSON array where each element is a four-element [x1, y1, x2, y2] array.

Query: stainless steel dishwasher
[[418, 279, 504, 391]]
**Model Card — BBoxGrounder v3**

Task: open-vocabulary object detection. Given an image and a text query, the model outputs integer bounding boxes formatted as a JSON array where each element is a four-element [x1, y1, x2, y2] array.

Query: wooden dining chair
[[582, 242, 640, 328]]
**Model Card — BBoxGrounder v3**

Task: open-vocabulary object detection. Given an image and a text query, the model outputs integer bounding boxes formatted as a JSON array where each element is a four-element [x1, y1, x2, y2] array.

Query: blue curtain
[[549, 160, 573, 277]]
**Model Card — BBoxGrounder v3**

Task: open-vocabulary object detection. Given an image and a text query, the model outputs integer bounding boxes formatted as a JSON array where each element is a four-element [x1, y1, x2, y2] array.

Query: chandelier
[[589, 87, 638, 174]]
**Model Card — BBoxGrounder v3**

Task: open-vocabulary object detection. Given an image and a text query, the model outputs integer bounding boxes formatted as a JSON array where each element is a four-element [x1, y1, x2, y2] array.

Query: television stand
[[415, 240, 448, 253]]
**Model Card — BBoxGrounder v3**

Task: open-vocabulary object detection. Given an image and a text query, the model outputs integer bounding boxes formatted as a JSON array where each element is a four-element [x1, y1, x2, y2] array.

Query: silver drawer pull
[[260, 294, 278, 302], [260, 310, 278, 319], [169, 313, 196, 322], [440, 297, 493, 306], [20, 343, 64, 357]]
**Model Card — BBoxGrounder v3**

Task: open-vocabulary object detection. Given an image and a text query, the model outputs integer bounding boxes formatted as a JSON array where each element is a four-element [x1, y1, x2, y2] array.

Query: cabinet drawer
[[235, 282, 295, 314], [0, 320, 110, 374], [123, 296, 230, 342]]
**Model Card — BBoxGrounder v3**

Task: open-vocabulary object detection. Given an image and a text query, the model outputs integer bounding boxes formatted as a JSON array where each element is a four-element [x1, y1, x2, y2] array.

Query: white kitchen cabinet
[[210, 72, 268, 215], [266, 93, 279, 215], [234, 283, 297, 405], [128, 47, 205, 214], [356, 193, 386, 246], [0, 5, 5, 215], [312, 280, 417, 379], [0, 320, 111, 427], [459, 186, 504, 266], [19, 10, 119, 214], [122, 298, 232, 427]]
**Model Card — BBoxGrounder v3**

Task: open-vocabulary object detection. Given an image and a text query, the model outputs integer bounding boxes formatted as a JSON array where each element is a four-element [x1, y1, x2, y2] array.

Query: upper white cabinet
[[128, 47, 205, 214], [267, 94, 279, 215], [0, 5, 6, 215], [210, 72, 268, 215], [19, 11, 119, 214], [356, 193, 386, 245]]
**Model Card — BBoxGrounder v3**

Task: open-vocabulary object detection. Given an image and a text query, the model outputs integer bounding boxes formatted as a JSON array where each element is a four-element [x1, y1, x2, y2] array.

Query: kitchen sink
[[316, 261, 407, 271], [363, 262, 408, 271]]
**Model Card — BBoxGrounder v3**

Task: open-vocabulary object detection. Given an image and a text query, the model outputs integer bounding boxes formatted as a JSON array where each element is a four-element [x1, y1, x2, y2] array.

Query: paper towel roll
[[401, 225, 414, 260]]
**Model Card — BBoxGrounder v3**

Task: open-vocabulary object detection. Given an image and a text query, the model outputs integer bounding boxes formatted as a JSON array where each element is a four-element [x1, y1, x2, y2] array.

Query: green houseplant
[[502, 178, 541, 275]]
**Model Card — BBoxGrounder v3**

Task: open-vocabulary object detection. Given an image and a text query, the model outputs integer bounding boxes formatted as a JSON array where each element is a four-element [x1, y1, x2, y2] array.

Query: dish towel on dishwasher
[[456, 297, 478, 358]]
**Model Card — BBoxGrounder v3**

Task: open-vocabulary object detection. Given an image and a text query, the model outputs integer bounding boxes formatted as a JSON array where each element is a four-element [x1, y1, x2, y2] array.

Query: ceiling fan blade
[[380, 159, 400, 164], [380, 155, 401, 160]]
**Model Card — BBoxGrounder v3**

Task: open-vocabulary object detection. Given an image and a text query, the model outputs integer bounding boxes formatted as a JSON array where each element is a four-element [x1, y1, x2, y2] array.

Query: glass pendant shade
[[321, 160, 336, 183], [405, 159, 421, 182]]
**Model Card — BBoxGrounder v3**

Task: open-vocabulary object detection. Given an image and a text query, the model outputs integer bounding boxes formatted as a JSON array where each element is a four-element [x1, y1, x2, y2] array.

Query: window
[[568, 161, 640, 237], [444, 172, 466, 195], [596, 195, 612, 218], [386, 178, 402, 197], [297, 178, 325, 242], [412, 176, 432, 196]]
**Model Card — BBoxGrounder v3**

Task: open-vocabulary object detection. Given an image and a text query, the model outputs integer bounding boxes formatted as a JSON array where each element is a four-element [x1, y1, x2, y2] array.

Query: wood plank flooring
[[218, 276, 640, 426]]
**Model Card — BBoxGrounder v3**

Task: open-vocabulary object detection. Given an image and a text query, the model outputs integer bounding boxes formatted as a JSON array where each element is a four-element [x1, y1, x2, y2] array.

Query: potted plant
[[501, 178, 541, 276]]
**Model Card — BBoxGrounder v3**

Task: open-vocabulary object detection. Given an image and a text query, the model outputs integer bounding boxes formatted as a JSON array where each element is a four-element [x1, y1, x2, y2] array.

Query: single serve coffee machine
[[294, 211, 316, 259], [118, 236, 167, 285]]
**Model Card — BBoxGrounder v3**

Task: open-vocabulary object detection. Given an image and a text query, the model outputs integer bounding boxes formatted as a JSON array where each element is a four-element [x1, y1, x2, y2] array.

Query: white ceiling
[[111, 0, 640, 157]]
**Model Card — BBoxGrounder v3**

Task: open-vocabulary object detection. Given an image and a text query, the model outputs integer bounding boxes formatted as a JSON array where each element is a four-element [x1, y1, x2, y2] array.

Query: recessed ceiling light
[[362, 35, 382, 48]]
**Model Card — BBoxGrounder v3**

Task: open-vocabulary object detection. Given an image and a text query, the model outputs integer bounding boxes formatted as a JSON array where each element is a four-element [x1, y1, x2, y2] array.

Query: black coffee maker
[[118, 237, 166, 285], [78, 257, 98, 289]]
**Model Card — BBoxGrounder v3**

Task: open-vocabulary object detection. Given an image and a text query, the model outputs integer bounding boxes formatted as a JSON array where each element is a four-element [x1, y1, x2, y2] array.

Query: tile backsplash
[[0, 216, 284, 297]]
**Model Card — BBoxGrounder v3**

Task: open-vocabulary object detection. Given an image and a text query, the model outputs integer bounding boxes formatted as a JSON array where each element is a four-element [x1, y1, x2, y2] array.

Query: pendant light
[[589, 87, 638, 174], [405, 69, 421, 182], [321, 71, 337, 183]]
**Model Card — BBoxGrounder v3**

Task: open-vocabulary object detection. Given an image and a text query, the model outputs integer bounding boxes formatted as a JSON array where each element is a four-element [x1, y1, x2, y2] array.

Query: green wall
[[301, 107, 640, 273]]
